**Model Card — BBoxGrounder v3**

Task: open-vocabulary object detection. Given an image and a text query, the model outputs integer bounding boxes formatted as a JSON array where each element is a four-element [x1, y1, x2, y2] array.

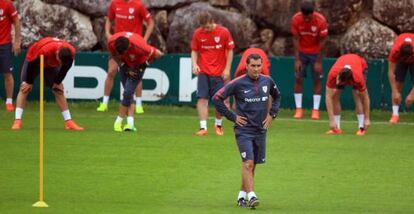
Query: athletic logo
[[241, 152, 246, 158], [125, 32, 133, 37], [262, 86, 268, 93], [214, 36, 220, 43], [311, 26, 317, 32], [405, 38, 412, 43], [129, 8, 134, 14], [243, 89, 251, 94], [200, 39, 207, 42]]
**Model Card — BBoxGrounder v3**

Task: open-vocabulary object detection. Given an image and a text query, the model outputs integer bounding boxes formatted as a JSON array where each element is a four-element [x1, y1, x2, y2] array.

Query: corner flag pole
[[33, 55, 48, 208]]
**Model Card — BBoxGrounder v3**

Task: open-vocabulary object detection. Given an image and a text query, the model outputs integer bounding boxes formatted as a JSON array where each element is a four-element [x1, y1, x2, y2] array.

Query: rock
[[271, 37, 293, 56], [153, 10, 169, 38], [209, 0, 230, 7], [316, 0, 364, 34], [41, 0, 110, 18], [373, 0, 414, 32], [20, 0, 97, 50], [324, 35, 342, 57], [167, 2, 257, 53], [148, 26, 168, 53], [340, 18, 396, 58], [92, 17, 107, 50], [141, 0, 199, 9], [250, 29, 275, 55]]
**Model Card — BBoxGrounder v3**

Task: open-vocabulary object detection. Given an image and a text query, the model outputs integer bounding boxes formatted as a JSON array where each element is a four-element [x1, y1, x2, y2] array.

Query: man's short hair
[[115, 36, 130, 55], [246, 53, 263, 64], [338, 67, 353, 82], [301, 1, 315, 16], [58, 47, 73, 65], [198, 11, 213, 26], [400, 43, 413, 59]]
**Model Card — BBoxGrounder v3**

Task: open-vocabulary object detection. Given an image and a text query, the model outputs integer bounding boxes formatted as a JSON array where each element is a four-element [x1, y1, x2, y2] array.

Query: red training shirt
[[326, 54, 367, 92], [291, 11, 328, 54], [234, 48, 270, 78], [26, 37, 76, 68], [191, 24, 235, 77], [388, 33, 414, 64], [108, 0, 151, 36], [108, 32, 156, 67], [0, 0, 18, 45]]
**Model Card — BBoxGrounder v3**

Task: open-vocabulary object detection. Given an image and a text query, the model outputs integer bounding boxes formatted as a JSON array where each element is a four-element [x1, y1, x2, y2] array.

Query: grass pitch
[[1, 102, 414, 213]]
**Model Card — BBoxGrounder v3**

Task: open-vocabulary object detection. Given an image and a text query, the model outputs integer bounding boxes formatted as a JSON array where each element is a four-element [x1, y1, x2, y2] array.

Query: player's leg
[[390, 62, 407, 123], [326, 88, 343, 134], [196, 73, 209, 135], [404, 64, 414, 109], [352, 90, 365, 136], [97, 58, 118, 112], [124, 80, 141, 132], [0, 43, 14, 111], [247, 133, 267, 208], [311, 55, 323, 120], [212, 77, 225, 136], [293, 53, 307, 119], [134, 82, 144, 114], [235, 130, 255, 207]]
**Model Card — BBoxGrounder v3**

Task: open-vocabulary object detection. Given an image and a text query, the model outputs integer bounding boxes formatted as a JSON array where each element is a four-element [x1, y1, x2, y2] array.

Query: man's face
[[246, 58, 263, 80], [303, 13, 313, 22], [201, 22, 214, 32]]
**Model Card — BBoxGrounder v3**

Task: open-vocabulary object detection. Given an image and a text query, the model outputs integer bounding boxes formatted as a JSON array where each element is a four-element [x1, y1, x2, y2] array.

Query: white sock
[[61, 110, 71, 121], [238, 191, 247, 200], [392, 105, 399, 116], [15, 107, 23, 120], [215, 118, 222, 126], [294, 93, 302, 109], [357, 114, 364, 129], [115, 116, 123, 123], [334, 115, 341, 129], [313, 95, 321, 110], [247, 192, 257, 201], [102, 96, 109, 105], [127, 116, 134, 126], [200, 120, 207, 130], [6, 98, 12, 104], [136, 97, 142, 106]]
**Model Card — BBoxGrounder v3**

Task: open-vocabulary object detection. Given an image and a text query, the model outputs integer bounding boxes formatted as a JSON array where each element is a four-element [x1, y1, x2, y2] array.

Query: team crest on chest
[[311, 26, 317, 32], [262, 86, 268, 93], [129, 8, 134, 14], [214, 36, 220, 43]]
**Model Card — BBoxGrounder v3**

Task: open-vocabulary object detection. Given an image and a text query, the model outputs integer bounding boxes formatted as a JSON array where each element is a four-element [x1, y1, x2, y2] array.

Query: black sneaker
[[237, 198, 247, 207], [248, 197, 260, 209]]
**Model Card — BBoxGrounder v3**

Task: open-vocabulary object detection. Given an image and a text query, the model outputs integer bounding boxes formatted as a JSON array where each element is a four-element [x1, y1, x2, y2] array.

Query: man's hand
[[20, 82, 33, 93], [294, 59, 302, 73], [262, 114, 273, 129], [222, 68, 230, 81], [52, 83, 64, 95], [364, 118, 370, 130], [192, 64, 200, 75], [235, 115, 248, 127], [405, 93, 414, 109], [105, 32, 112, 40], [329, 119, 337, 130], [12, 40, 21, 56]]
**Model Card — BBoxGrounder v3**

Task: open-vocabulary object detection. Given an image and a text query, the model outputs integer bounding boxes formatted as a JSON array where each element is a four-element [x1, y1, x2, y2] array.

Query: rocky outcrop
[[141, 0, 199, 9], [340, 18, 396, 58], [41, 0, 110, 18], [373, 0, 414, 32], [166, 2, 257, 53], [19, 0, 97, 50]]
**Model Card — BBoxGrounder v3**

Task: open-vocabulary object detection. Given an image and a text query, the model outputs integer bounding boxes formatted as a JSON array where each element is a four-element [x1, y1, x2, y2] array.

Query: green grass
[[1, 102, 414, 213]]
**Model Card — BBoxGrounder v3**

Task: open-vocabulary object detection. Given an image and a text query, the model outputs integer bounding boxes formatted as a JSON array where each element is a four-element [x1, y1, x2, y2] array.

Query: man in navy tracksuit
[[214, 53, 281, 209]]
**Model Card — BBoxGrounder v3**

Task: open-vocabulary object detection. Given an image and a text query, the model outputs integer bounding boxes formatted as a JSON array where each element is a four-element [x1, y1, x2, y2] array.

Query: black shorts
[[296, 52, 323, 80], [395, 61, 414, 84], [235, 127, 266, 164], [197, 73, 224, 99], [0, 43, 13, 74], [21, 59, 59, 88]]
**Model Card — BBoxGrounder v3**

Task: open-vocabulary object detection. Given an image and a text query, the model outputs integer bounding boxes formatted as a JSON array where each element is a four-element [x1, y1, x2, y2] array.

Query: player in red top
[[11, 37, 84, 131], [97, 0, 154, 114], [325, 54, 370, 136], [108, 32, 163, 132], [387, 33, 414, 124], [0, 0, 21, 112], [291, 1, 328, 120], [191, 11, 235, 136]]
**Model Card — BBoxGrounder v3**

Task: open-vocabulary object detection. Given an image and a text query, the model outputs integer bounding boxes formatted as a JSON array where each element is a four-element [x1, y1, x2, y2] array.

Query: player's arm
[[325, 87, 338, 129], [191, 50, 200, 75], [263, 81, 281, 129], [222, 49, 233, 81], [358, 89, 371, 129], [54, 59, 74, 85], [105, 17, 113, 39], [213, 82, 238, 123], [292, 35, 301, 73], [12, 15, 21, 56], [143, 18, 154, 42]]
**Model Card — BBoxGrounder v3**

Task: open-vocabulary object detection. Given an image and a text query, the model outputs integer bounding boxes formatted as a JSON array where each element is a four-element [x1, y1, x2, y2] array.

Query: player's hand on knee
[[20, 82, 33, 93], [235, 115, 248, 127], [52, 83, 64, 95]]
